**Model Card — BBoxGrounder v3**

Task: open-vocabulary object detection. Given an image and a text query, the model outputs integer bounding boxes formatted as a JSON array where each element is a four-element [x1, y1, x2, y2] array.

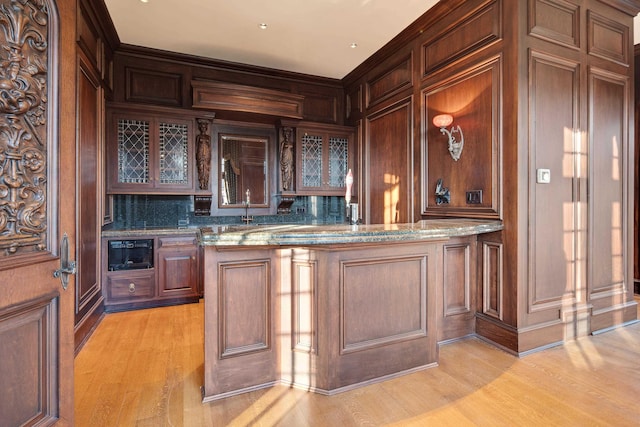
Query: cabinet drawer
[[106, 271, 155, 301], [158, 235, 197, 248]]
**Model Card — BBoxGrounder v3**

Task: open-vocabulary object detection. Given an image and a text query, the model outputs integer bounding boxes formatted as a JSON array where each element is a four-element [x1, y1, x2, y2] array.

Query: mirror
[[219, 134, 268, 207]]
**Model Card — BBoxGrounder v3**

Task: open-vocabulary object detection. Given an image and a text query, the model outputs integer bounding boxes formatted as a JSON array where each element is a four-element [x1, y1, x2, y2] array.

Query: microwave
[[107, 239, 154, 271]]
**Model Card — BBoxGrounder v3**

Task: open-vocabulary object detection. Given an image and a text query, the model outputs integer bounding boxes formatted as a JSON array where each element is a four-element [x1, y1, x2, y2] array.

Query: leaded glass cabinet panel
[[295, 123, 353, 195], [108, 112, 194, 193]]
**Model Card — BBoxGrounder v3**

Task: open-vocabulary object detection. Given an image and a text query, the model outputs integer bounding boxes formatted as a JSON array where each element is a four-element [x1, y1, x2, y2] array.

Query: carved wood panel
[[0, 0, 54, 260]]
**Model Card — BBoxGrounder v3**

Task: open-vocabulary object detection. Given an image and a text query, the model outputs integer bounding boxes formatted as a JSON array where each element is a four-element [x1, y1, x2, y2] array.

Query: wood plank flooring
[[75, 299, 640, 426]]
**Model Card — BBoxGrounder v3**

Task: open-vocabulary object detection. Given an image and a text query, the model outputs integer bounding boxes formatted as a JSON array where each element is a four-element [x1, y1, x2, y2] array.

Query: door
[[0, 0, 77, 425]]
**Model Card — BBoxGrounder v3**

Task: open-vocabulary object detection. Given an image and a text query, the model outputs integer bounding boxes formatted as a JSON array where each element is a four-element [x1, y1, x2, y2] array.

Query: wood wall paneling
[[423, 56, 501, 218], [422, 0, 502, 76], [0, 294, 59, 426], [528, 50, 580, 317], [125, 67, 183, 106], [366, 54, 413, 109], [75, 52, 104, 332], [365, 99, 413, 224], [587, 10, 629, 66], [588, 69, 629, 322], [528, 0, 581, 49]]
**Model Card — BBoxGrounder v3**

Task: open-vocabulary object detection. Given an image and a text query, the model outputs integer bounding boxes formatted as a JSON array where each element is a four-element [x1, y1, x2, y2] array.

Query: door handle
[[53, 233, 77, 290]]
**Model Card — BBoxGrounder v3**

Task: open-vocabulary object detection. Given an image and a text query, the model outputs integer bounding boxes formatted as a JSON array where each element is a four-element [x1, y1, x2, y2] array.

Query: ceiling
[[104, 0, 640, 80], [103, 0, 439, 79]]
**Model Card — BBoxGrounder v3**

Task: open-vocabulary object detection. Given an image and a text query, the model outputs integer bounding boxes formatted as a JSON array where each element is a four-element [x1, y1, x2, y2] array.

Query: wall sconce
[[433, 114, 464, 161]]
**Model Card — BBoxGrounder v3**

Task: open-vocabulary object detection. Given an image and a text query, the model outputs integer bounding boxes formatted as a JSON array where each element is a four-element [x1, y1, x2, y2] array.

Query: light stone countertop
[[198, 218, 503, 246]]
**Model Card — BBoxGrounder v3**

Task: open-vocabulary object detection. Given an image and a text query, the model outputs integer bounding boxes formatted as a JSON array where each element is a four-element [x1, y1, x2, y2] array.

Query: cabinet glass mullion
[[301, 133, 323, 187], [117, 119, 150, 184], [158, 122, 189, 185], [328, 136, 348, 188]]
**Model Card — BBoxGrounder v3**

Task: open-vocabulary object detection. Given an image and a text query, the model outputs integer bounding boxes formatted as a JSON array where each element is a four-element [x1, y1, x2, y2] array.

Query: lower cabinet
[[102, 233, 201, 312]]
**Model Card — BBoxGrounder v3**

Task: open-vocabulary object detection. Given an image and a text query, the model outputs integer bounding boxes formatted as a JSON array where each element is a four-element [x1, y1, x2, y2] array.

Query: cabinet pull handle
[[129, 283, 136, 293]]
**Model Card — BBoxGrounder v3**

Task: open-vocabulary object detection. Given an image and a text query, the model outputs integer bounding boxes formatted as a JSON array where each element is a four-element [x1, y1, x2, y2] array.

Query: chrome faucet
[[241, 189, 253, 224]]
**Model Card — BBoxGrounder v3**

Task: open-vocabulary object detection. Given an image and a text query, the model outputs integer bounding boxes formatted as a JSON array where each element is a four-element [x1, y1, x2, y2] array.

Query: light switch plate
[[536, 168, 551, 184]]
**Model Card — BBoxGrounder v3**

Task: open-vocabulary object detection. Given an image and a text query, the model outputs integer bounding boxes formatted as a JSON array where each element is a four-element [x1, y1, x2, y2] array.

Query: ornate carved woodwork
[[196, 118, 212, 190], [0, 0, 52, 257], [279, 126, 294, 191]]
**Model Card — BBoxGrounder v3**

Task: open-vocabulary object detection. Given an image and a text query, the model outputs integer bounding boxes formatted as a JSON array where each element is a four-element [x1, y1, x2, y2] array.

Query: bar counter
[[201, 219, 502, 402], [199, 218, 503, 246]]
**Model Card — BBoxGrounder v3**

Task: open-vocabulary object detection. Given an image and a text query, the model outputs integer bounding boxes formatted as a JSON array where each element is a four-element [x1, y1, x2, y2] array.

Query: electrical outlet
[[296, 207, 306, 214], [466, 190, 483, 204]]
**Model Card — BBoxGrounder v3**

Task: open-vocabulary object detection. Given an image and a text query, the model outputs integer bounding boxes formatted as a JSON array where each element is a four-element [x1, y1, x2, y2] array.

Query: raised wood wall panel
[[587, 10, 629, 66], [346, 85, 362, 120], [192, 80, 305, 119], [219, 260, 271, 357], [204, 248, 277, 400], [340, 255, 427, 353], [125, 67, 182, 106], [292, 259, 317, 353], [77, 3, 102, 72], [366, 54, 413, 108], [440, 238, 476, 342], [76, 53, 103, 325], [528, 51, 580, 315], [528, 0, 580, 49], [365, 99, 413, 224], [0, 294, 59, 427], [300, 91, 338, 124], [423, 56, 501, 218], [422, 0, 501, 75], [481, 240, 503, 320], [588, 69, 628, 302]]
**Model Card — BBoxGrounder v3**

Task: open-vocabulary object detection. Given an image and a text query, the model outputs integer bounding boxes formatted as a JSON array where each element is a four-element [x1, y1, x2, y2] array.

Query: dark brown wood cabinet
[[102, 234, 200, 312], [295, 122, 354, 195], [107, 109, 195, 194], [157, 235, 200, 299]]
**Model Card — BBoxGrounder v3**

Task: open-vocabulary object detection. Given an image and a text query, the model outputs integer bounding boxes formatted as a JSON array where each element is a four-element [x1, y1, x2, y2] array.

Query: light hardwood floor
[[75, 299, 640, 426]]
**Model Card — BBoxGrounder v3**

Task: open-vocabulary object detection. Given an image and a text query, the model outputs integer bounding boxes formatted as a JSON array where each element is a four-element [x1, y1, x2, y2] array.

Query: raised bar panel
[[292, 258, 317, 353], [422, 1, 501, 75], [340, 255, 427, 353], [587, 10, 629, 66], [0, 294, 59, 427], [528, 0, 580, 49], [482, 240, 503, 320], [443, 243, 471, 317], [440, 238, 476, 342], [219, 260, 271, 358]]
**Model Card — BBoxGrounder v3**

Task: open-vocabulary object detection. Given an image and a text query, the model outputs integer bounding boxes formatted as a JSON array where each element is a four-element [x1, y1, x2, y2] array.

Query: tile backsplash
[[109, 194, 348, 229]]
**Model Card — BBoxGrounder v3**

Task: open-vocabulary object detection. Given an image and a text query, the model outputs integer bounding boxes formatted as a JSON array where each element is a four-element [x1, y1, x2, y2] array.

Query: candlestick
[[345, 169, 353, 206]]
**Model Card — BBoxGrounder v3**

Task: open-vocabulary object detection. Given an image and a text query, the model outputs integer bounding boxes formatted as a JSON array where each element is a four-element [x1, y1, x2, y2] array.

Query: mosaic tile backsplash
[[109, 195, 348, 229]]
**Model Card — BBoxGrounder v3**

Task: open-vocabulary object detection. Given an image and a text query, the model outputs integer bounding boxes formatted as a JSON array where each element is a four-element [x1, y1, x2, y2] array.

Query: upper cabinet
[[293, 122, 354, 196], [107, 108, 196, 194]]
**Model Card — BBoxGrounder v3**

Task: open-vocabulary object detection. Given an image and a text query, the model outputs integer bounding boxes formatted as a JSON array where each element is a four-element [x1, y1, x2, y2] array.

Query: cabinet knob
[[129, 282, 136, 293]]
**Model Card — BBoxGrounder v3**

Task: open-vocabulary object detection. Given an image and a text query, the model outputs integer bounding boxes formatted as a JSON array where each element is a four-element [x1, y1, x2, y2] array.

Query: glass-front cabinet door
[[108, 112, 194, 193], [296, 123, 353, 195]]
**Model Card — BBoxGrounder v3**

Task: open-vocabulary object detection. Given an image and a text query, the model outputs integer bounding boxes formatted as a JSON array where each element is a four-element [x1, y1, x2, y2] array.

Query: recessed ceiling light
[[140, 0, 149, 3], [259, 23, 268, 30], [350, 43, 358, 49]]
